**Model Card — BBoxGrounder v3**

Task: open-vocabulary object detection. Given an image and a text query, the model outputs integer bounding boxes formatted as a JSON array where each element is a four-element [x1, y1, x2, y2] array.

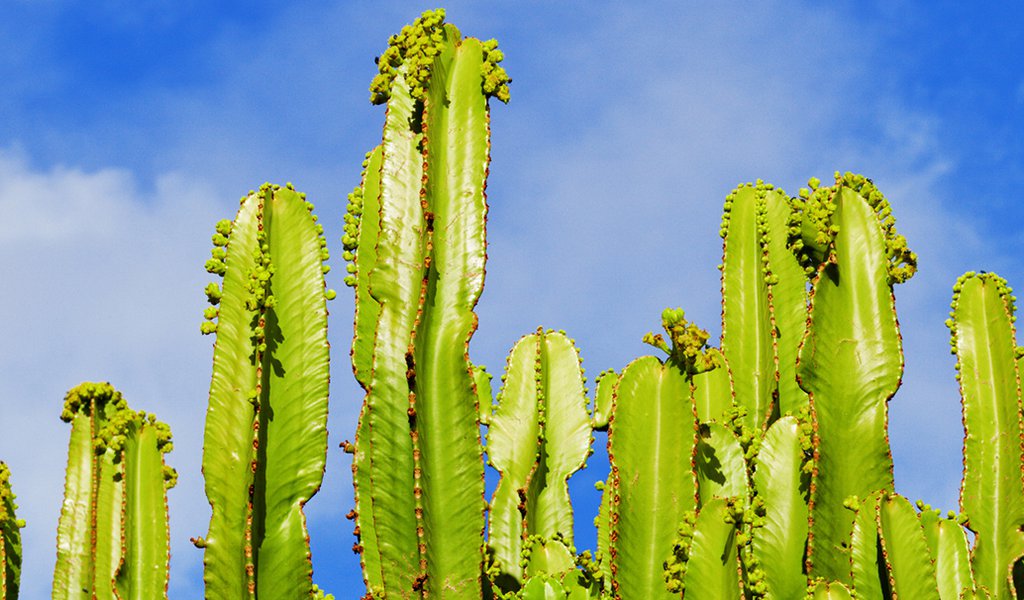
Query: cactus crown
[[788, 172, 917, 284], [946, 270, 1021, 357], [60, 381, 127, 422], [369, 8, 510, 105], [0, 462, 22, 528]]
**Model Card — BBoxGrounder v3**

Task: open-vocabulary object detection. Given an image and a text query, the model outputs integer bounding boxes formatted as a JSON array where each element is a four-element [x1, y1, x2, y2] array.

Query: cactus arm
[[474, 364, 494, 425], [359, 69, 427, 596], [591, 369, 616, 431], [53, 410, 98, 595], [763, 188, 810, 415], [694, 422, 747, 505], [488, 334, 544, 587], [92, 447, 124, 599], [201, 196, 261, 598], [1, 462, 23, 599], [115, 417, 174, 599], [679, 498, 743, 600], [752, 415, 810, 599], [849, 491, 887, 600], [933, 517, 975, 600], [877, 494, 940, 599], [531, 332, 591, 542], [692, 350, 733, 424], [720, 184, 779, 431], [249, 185, 331, 598], [411, 30, 492, 596], [809, 580, 854, 600], [347, 144, 384, 387], [595, 476, 611, 590], [949, 272, 1024, 599], [351, 410, 384, 595], [799, 180, 903, 582], [607, 356, 696, 599]]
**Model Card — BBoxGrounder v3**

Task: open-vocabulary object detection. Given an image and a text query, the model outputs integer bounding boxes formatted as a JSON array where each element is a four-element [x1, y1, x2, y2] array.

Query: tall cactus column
[[790, 173, 917, 583], [948, 272, 1024, 599], [346, 10, 510, 598], [52, 382, 176, 599], [199, 182, 331, 599]]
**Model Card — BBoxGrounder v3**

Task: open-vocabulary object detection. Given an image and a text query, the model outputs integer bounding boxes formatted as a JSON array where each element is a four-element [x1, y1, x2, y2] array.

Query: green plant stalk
[[52, 383, 175, 600], [808, 580, 854, 600], [0, 462, 22, 600], [347, 10, 510, 596], [918, 503, 977, 600], [719, 182, 807, 431], [679, 498, 742, 599], [114, 416, 175, 599], [795, 175, 911, 582], [751, 415, 810, 599], [200, 183, 330, 598], [52, 383, 128, 598], [691, 351, 732, 425], [487, 330, 591, 590], [948, 272, 1024, 599]]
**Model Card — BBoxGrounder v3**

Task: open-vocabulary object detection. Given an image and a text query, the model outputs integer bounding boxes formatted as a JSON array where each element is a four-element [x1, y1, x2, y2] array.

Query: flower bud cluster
[[480, 39, 511, 103], [342, 153, 372, 288], [61, 381, 127, 423], [0, 461, 25, 531], [644, 307, 721, 375], [663, 510, 698, 593], [369, 9, 448, 105], [838, 172, 917, 284], [202, 219, 233, 335], [787, 176, 835, 277]]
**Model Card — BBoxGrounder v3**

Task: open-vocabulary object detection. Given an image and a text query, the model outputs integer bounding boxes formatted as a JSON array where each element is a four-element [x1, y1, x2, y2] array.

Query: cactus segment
[[53, 384, 173, 599], [114, 416, 175, 598], [411, 29, 492, 597], [798, 177, 905, 582], [948, 272, 1024, 599], [347, 144, 384, 386], [692, 350, 733, 424], [201, 184, 330, 599], [0, 462, 22, 600], [808, 580, 854, 600], [751, 416, 810, 599], [917, 504, 975, 600], [590, 369, 617, 431], [720, 183, 790, 431], [357, 69, 427, 597], [694, 422, 748, 505], [53, 383, 128, 597], [877, 494, 941, 599], [607, 355, 697, 598], [675, 498, 743, 599], [594, 475, 611, 594], [487, 331, 591, 590]]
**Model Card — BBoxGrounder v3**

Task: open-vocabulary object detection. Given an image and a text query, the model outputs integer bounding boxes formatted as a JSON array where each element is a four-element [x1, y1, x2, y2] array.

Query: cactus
[[948, 271, 1024, 599], [487, 329, 592, 591], [719, 181, 808, 429], [0, 462, 22, 600], [791, 173, 916, 583], [198, 183, 331, 598], [52, 382, 175, 599], [347, 9, 510, 598], [604, 308, 716, 598]]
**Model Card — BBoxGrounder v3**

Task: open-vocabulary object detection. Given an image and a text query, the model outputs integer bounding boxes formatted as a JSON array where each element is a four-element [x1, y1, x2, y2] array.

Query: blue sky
[[1, 2, 1022, 598]]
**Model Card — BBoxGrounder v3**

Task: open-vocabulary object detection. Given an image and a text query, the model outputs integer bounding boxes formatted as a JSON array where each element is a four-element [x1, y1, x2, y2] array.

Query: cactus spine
[[0, 462, 22, 600], [52, 382, 175, 599], [486, 329, 592, 591], [347, 9, 510, 598], [948, 272, 1024, 599], [199, 183, 331, 598]]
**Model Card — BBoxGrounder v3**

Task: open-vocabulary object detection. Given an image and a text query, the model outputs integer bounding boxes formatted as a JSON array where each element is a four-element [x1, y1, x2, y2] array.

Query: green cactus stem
[[948, 271, 1024, 599], [52, 382, 175, 600], [348, 10, 509, 598], [719, 182, 808, 431], [665, 498, 743, 599], [200, 183, 331, 599], [605, 309, 715, 598], [808, 580, 854, 600], [691, 351, 733, 425], [917, 502, 978, 599], [0, 462, 22, 600], [751, 415, 812, 599], [487, 329, 592, 591], [793, 173, 914, 583]]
